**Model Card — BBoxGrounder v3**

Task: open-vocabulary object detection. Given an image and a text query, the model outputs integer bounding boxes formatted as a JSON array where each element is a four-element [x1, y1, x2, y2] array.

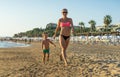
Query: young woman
[[53, 8, 74, 66]]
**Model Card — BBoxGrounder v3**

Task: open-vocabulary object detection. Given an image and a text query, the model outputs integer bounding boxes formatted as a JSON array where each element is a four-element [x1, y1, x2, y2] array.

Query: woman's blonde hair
[[62, 8, 68, 12]]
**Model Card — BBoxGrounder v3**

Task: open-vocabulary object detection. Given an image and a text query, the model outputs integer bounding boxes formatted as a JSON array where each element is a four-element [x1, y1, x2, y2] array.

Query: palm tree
[[79, 22, 85, 33], [103, 15, 112, 32], [88, 20, 96, 32]]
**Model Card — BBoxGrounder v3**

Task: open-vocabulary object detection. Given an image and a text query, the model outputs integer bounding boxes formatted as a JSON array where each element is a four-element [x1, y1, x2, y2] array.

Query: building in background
[[46, 23, 57, 29]]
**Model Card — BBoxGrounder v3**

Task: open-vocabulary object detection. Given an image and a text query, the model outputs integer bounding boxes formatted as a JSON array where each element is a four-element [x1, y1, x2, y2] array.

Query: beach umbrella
[[116, 36, 120, 39], [95, 35, 102, 39], [79, 36, 85, 39], [88, 36, 94, 39], [108, 35, 113, 39], [102, 35, 109, 39]]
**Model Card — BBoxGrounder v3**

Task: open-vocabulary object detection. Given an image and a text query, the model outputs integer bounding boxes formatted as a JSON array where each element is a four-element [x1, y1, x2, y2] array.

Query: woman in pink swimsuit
[[53, 8, 74, 66]]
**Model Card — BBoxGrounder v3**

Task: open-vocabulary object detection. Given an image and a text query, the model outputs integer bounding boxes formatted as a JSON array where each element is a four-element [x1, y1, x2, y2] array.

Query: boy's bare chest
[[44, 40, 49, 44]]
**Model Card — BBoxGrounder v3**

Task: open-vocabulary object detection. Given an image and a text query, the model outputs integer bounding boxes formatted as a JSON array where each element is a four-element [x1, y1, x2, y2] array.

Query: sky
[[0, 0, 120, 37]]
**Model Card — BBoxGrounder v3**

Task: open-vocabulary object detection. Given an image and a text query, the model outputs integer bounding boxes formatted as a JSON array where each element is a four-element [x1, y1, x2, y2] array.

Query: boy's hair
[[43, 32, 48, 34]]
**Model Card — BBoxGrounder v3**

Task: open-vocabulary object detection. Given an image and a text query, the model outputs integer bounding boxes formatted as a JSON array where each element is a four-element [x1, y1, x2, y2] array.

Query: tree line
[[14, 15, 113, 37], [79, 15, 112, 33]]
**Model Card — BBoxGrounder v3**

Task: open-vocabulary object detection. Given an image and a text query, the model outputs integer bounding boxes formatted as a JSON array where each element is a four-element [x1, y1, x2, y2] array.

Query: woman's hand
[[53, 34, 56, 39], [71, 27, 74, 34]]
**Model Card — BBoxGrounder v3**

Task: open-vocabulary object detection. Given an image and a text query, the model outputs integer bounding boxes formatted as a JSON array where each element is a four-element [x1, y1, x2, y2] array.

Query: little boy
[[42, 32, 56, 64]]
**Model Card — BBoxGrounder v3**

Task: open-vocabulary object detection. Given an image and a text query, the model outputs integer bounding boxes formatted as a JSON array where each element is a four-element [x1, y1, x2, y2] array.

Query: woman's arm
[[70, 18, 74, 33], [53, 19, 61, 39], [49, 40, 56, 47]]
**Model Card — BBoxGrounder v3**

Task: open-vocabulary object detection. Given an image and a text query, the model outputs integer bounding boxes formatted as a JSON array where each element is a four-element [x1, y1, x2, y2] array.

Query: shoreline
[[0, 41, 30, 48]]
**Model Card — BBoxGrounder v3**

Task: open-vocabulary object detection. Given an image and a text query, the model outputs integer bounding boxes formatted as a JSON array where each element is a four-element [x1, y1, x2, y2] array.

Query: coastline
[[0, 41, 30, 48], [0, 42, 120, 77]]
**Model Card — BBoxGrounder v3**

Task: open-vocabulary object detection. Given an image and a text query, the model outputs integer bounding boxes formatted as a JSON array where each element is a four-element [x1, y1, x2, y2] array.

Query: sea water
[[0, 41, 30, 48]]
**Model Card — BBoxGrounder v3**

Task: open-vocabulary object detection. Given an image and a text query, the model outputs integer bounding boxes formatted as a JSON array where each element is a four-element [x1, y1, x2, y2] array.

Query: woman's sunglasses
[[62, 12, 68, 13]]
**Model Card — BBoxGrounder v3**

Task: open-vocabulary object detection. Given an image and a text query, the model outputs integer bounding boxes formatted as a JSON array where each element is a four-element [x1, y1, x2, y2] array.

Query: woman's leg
[[64, 38, 70, 59], [59, 36, 68, 66], [60, 38, 70, 61], [59, 36, 64, 61], [65, 38, 70, 49]]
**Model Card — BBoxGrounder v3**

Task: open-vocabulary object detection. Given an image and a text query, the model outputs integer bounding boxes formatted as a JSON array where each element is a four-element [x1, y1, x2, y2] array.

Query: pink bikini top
[[60, 22, 71, 27]]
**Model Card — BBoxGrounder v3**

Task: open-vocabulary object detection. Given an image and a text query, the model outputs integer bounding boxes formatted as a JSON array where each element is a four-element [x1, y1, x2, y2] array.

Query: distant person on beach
[[42, 32, 56, 64], [53, 8, 74, 66]]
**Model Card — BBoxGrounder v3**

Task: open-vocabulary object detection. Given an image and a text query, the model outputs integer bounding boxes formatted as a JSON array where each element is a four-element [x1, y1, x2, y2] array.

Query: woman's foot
[[65, 63, 68, 66]]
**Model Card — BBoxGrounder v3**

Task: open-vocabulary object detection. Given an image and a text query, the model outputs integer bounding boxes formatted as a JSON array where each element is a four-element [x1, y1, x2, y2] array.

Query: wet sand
[[0, 42, 120, 77]]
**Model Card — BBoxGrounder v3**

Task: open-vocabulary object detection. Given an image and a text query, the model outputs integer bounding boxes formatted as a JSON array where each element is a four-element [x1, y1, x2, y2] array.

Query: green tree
[[88, 20, 96, 32], [26, 30, 33, 37], [79, 22, 85, 33], [85, 27, 90, 33], [46, 23, 57, 30], [17, 32, 26, 37], [32, 28, 40, 37], [104, 15, 112, 32], [13, 34, 19, 37]]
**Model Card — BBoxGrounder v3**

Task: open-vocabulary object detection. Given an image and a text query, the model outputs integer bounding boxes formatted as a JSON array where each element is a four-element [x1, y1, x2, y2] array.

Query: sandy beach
[[0, 41, 120, 77]]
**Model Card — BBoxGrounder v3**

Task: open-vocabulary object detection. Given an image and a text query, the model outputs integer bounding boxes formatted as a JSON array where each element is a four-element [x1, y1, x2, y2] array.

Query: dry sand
[[0, 41, 120, 77]]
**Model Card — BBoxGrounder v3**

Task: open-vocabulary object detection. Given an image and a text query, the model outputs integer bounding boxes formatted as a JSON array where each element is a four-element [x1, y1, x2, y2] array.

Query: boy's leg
[[46, 53, 49, 61], [43, 53, 46, 64]]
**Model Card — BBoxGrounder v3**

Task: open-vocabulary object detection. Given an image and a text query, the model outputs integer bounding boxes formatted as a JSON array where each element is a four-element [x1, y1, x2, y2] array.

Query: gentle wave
[[0, 41, 30, 48]]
